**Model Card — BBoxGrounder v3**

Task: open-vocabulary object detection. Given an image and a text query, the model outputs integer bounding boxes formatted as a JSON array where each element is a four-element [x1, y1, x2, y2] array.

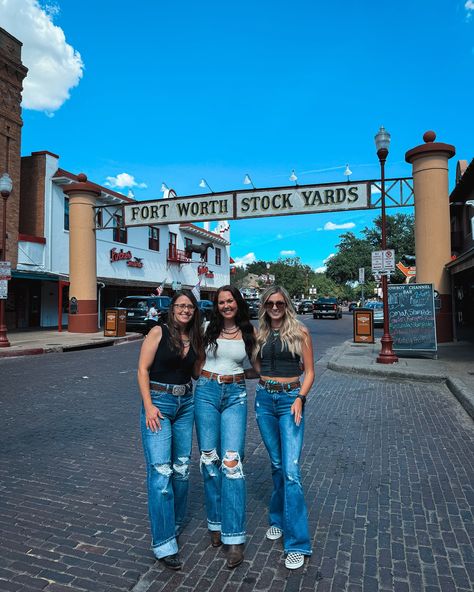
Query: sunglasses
[[264, 300, 286, 310], [174, 303, 195, 311]]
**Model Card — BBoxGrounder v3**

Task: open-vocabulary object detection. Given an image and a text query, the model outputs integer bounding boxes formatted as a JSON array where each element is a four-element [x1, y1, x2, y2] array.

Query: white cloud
[[314, 253, 335, 274], [324, 221, 356, 231], [1, 0, 84, 113], [371, 187, 381, 194], [105, 173, 147, 189], [280, 250, 296, 256], [233, 252, 256, 267], [466, 1, 474, 20]]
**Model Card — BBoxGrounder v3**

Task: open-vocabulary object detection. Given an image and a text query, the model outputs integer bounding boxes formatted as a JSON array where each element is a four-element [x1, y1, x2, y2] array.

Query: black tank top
[[260, 332, 302, 377], [149, 325, 197, 384]]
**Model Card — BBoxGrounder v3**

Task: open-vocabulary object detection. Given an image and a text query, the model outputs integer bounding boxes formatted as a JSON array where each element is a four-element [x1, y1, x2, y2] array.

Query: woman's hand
[[145, 404, 163, 432], [291, 398, 304, 426]]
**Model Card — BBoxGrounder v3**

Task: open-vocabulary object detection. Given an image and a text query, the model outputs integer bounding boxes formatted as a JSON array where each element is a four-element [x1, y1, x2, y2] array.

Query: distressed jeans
[[140, 385, 194, 559], [255, 384, 312, 555], [194, 376, 247, 545]]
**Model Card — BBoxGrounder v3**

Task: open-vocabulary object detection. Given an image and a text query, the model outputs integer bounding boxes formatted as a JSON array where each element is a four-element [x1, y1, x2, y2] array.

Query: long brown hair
[[167, 290, 203, 356]]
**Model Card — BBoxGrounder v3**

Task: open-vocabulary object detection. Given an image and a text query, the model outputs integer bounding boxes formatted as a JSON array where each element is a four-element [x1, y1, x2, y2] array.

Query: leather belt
[[201, 369, 245, 384], [259, 379, 300, 392], [150, 381, 192, 396]]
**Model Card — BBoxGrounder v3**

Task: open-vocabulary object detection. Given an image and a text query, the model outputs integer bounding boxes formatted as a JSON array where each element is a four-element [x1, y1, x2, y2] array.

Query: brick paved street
[[0, 341, 473, 591]]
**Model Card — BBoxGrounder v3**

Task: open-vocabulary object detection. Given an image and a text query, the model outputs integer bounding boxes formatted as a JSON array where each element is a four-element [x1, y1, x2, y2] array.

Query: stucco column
[[63, 173, 100, 333], [405, 131, 455, 342]]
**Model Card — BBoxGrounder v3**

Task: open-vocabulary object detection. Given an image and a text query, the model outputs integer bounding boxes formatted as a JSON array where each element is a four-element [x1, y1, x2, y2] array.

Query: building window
[[215, 247, 221, 265], [168, 232, 177, 258], [95, 208, 103, 229], [113, 213, 127, 244], [64, 197, 69, 230], [184, 237, 192, 257], [149, 226, 160, 251]]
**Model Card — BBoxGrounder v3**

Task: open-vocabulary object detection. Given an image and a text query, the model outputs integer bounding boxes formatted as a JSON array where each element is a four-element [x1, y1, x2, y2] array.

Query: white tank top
[[203, 339, 248, 375]]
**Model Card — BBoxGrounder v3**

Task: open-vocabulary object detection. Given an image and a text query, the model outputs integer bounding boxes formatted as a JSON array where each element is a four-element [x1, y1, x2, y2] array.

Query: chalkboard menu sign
[[388, 283, 437, 352]]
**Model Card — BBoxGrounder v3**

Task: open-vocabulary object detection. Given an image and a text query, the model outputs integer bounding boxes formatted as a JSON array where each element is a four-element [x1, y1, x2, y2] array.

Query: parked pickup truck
[[313, 297, 342, 319]]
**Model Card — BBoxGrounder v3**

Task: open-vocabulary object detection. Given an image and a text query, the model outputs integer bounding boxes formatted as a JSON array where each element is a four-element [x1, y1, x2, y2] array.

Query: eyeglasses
[[264, 300, 286, 310], [174, 303, 195, 311]]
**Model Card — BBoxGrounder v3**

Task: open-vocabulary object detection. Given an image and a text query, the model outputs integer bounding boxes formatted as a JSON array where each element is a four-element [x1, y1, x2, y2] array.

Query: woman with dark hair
[[194, 285, 257, 568], [138, 290, 203, 570], [254, 285, 314, 570]]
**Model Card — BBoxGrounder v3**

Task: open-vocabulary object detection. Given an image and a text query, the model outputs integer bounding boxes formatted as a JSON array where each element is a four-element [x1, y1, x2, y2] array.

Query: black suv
[[118, 295, 171, 334], [245, 298, 260, 319]]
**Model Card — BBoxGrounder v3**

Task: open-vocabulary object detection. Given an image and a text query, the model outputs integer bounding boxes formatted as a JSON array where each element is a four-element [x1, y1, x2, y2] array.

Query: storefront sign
[[123, 183, 370, 227], [110, 248, 143, 268]]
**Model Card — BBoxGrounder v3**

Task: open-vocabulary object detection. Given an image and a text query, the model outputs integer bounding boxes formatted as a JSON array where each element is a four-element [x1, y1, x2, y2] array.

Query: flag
[[155, 280, 165, 296], [192, 277, 202, 301]]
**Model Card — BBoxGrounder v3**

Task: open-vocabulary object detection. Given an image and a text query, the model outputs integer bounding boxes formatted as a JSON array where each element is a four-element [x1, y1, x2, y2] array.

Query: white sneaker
[[266, 526, 283, 540], [285, 552, 304, 569]]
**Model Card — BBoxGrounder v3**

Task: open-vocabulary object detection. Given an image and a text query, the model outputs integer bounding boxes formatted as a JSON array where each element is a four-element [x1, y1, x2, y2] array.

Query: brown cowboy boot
[[226, 544, 244, 568], [209, 530, 222, 547]]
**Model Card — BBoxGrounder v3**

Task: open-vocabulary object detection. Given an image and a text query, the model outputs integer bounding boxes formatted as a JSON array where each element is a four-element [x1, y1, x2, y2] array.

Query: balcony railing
[[167, 245, 191, 264]]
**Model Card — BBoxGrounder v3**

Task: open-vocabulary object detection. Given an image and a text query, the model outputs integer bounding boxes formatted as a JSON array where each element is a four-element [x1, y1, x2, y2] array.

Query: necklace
[[221, 326, 239, 335]]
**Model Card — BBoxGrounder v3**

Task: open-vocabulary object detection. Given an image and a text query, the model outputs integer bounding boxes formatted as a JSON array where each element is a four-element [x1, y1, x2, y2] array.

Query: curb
[[0, 333, 143, 359], [446, 377, 474, 420]]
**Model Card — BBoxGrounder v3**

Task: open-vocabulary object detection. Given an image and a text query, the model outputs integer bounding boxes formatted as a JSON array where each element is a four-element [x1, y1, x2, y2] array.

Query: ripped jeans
[[140, 385, 194, 559], [194, 376, 247, 545], [255, 384, 312, 555]]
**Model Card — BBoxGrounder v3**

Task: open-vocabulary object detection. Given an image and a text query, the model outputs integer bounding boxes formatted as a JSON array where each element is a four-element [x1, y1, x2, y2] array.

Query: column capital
[[405, 130, 455, 164], [63, 173, 101, 196]]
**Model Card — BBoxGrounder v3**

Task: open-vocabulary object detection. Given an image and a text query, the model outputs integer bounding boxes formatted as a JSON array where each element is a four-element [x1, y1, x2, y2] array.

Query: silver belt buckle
[[172, 384, 186, 396], [216, 374, 223, 384]]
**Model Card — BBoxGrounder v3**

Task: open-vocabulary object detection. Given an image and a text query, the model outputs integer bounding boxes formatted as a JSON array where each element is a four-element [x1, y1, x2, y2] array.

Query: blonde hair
[[255, 286, 306, 359]]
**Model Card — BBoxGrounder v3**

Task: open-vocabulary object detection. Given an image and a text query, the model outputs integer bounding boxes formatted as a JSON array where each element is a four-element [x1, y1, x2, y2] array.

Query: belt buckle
[[216, 374, 224, 384], [172, 384, 186, 396]]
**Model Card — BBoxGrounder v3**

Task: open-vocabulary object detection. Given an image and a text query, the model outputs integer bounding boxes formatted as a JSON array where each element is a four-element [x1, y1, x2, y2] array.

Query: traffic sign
[[0, 261, 11, 280], [372, 250, 395, 273], [0, 279, 7, 299], [358, 267, 365, 284]]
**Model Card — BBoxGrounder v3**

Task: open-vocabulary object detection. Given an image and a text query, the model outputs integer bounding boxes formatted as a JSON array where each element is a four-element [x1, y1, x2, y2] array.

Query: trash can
[[353, 308, 374, 343], [104, 307, 127, 337]]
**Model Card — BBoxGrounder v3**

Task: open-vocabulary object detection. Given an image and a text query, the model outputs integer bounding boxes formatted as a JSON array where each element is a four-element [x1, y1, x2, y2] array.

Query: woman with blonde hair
[[254, 285, 314, 570]]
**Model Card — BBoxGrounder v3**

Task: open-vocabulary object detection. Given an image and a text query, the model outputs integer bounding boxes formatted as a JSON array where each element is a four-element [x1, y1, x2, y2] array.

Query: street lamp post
[[0, 172, 12, 347], [374, 127, 398, 364], [266, 263, 271, 285]]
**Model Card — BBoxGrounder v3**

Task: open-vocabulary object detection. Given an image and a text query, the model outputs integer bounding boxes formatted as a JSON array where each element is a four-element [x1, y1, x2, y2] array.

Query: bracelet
[[296, 394, 306, 406]]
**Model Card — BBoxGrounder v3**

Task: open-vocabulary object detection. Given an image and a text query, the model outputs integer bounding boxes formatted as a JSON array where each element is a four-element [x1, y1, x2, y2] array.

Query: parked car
[[118, 295, 171, 334], [245, 297, 260, 319], [364, 300, 384, 326], [197, 299, 214, 322], [313, 297, 343, 319], [297, 300, 314, 314]]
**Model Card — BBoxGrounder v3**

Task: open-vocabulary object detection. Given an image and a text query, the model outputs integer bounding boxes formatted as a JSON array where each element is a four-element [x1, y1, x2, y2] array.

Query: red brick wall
[[20, 153, 46, 237], [0, 27, 28, 269]]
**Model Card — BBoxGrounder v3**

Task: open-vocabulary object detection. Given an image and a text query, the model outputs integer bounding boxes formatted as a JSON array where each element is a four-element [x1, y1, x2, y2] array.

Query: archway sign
[[115, 178, 413, 228]]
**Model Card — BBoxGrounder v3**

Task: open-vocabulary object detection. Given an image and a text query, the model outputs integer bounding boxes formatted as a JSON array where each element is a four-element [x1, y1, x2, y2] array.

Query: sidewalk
[[327, 339, 474, 420], [0, 328, 143, 358]]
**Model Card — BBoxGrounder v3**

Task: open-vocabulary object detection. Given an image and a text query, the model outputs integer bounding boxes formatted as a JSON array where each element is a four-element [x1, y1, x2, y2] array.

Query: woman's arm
[[291, 326, 315, 425], [244, 326, 260, 378], [137, 325, 164, 432]]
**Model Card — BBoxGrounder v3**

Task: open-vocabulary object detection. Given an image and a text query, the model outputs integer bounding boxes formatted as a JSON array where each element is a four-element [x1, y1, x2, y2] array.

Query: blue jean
[[194, 376, 247, 545], [140, 384, 194, 559], [255, 384, 312, 555]]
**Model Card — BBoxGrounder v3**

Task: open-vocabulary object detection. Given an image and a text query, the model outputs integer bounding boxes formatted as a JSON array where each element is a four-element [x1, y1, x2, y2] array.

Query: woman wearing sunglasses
[[137, 290, 203, 570], [194, 285, 256, 568], [254, 285, 314, 570]]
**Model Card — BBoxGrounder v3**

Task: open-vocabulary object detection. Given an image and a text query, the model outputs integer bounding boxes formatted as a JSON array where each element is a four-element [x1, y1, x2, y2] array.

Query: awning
[[446, 247, 474, 275], [12, 270, 64, 282]]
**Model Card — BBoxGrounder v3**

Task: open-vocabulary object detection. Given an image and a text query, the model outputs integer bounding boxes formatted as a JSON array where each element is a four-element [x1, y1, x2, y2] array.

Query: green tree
[[325, 232, 372, 285]]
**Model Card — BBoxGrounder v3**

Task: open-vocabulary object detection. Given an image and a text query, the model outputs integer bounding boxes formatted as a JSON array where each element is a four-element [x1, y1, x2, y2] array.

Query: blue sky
[[3, 0, 474, 270]]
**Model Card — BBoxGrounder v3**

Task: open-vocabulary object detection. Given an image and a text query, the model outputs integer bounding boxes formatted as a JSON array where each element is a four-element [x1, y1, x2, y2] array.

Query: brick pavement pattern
[[0, 345, 473, 592]]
